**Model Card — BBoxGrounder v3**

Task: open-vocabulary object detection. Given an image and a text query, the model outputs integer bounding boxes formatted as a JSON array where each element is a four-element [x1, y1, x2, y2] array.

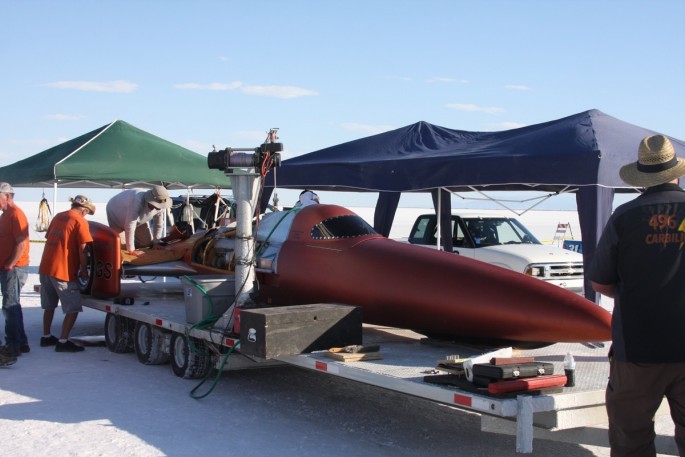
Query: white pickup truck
[[406, 214, 584, 293]]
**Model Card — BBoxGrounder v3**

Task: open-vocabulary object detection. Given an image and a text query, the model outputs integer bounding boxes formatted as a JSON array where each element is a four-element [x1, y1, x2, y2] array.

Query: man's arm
[[151, 210, 165, 241], [4, 235, 27, 269], [124, 219, 138, 252], [78, 242, 89, 280], [591, 281, 615, 299]]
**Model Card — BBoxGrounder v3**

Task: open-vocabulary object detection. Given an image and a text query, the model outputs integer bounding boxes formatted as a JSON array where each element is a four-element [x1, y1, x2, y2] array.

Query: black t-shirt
[[589, 183, 685, 362]]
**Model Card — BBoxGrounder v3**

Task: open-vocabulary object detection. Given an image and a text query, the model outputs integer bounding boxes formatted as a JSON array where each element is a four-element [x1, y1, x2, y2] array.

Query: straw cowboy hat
[[619, 135, 685, 187]]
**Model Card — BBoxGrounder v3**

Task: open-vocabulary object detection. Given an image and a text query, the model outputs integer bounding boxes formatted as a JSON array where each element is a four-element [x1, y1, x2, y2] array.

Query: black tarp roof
[[266, 109, 684, 193]]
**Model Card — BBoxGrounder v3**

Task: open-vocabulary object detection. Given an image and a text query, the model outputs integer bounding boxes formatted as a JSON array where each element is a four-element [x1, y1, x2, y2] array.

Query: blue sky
[[1, 0, 684, 209]]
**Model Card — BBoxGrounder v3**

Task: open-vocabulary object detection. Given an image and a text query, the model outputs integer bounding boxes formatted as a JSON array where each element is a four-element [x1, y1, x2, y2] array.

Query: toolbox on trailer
[[487, 374, 568, 394], [472, 361, 555, 380], [181, 275, 236, 324], [239, 303, 363, 359]]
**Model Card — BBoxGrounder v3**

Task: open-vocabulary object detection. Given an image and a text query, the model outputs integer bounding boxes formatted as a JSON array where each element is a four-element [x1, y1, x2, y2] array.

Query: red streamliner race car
[[82, 204, 612, 347]]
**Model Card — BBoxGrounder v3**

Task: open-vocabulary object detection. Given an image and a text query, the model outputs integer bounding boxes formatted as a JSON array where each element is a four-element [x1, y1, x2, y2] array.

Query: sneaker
[[0, 352, 17, 367], [0, 345, 20, 357], [21, 344, 30, 353], [55, 340, 85, 353], [40, 335, 59, 347]]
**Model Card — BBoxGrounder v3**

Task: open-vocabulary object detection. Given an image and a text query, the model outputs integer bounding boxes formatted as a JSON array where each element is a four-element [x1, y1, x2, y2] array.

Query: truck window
[[452, 221, 466, 247], [410, 217, 435, 244], [496, 222, 519, 244], [463, 217, 541, 246], [465, 220, 494, 246]]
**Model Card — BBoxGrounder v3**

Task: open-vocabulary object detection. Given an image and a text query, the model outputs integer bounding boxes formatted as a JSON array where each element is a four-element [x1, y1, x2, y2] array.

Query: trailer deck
[[81, 279, 661, 453], [277, 325, 614, 453]]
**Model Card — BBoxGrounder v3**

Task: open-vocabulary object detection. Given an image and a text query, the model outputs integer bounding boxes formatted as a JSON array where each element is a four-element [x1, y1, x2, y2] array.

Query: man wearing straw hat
[[39, 195, 96, 353], [590, 135, 685, 456]]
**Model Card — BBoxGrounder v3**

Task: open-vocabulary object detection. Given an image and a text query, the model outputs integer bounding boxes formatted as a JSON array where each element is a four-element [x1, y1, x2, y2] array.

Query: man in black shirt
[[590, 135, 685, 456]]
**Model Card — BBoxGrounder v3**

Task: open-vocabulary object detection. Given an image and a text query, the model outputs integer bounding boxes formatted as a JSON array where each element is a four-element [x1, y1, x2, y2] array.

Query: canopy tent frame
[[452, 185, 579, 216]]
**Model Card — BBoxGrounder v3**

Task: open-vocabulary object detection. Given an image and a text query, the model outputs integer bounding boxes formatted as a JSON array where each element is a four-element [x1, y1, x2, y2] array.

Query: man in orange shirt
[[0, 182, 30, 359], [39, 195, 95, 353]]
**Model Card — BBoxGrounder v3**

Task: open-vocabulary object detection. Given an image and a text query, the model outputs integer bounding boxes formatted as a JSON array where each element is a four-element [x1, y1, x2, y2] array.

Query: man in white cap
[[293, 189, 320, 208], [0, 182, 30, 359], [39, 195, 96, 353], [106, 185, 172, 256], [589, 135, 685, 456]]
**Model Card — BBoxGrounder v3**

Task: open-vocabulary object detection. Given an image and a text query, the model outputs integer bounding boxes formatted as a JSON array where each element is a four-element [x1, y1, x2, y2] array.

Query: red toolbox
[[488, 374, 568, 394]]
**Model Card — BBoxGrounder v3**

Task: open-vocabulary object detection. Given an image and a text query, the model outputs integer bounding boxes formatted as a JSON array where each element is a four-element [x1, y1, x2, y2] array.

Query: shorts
[[39, 274, 83, 314]]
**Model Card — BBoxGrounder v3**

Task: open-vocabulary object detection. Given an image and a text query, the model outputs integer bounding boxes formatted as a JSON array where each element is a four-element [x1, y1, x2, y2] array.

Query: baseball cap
[[0, 182, 15, 194]]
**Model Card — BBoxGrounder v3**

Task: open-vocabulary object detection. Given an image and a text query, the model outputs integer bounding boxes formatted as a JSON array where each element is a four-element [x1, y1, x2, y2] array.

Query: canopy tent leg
[[576, 186, 615, 303]]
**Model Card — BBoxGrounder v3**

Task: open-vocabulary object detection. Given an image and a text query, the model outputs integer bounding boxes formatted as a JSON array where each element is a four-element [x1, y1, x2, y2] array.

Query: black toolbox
[[239, 303, 362, 359], [472, 362, 555, 381]]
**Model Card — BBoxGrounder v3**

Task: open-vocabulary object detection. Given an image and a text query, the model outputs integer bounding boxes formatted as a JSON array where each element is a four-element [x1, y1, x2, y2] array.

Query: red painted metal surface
[[89, 222, 122, 299]]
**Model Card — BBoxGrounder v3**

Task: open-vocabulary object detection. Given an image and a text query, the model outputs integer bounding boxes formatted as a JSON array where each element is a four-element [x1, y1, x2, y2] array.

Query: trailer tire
[[104, 313, 134, 353], [134, 322, 169, 365], [169, 332, 212, 379]]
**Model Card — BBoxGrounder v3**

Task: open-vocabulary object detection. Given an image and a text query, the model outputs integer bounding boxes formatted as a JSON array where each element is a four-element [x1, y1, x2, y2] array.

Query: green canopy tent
[[0, 120, 229, 190]]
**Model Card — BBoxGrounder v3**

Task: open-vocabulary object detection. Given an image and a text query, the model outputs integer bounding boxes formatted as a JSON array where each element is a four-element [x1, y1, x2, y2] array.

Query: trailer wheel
[[104, 313, 134, 353], [169, 332, 212, 379], [134, 322, 169, 365]]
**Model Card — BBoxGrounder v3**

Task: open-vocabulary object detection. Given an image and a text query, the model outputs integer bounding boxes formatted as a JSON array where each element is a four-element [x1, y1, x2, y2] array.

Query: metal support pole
[[212, 170, 259, 332], [233, 171, 260, 309], [516, 395, 534, 453]]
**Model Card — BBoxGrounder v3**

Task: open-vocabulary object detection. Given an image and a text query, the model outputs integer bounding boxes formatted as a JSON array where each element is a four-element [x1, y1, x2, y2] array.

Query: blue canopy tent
[[262, 109, 685, 301]]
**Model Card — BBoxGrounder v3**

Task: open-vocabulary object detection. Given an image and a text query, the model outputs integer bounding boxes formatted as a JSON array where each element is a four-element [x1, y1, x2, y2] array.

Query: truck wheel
[[134, 322, 169, 365], [104, 313, 134, 353], [78, 243, 95, 294], [169, 332, 212, 379]]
